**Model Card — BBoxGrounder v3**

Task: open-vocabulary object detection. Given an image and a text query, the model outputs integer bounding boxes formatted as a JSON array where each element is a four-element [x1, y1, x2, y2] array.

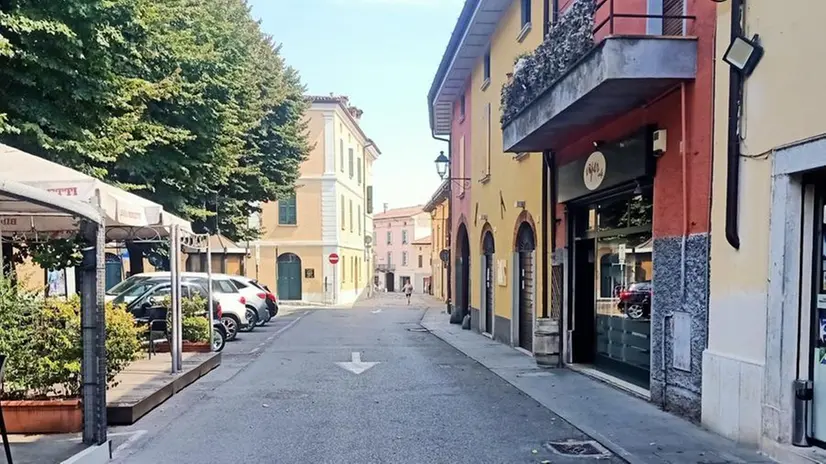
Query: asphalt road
[[109, 294, 622, 464]]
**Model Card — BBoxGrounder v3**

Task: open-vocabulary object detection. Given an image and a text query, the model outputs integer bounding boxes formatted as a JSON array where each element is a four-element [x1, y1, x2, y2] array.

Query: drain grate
[[407, 327, 429, 332], [546, 440, 609, 457]]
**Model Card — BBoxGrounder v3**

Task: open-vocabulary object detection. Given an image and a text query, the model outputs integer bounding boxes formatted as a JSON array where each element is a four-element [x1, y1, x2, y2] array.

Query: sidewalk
[[420, 307, 774, 464]]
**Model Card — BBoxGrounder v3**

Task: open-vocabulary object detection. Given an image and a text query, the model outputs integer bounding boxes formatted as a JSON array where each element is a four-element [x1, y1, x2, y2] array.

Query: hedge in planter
[[0, 280, 143, 400]]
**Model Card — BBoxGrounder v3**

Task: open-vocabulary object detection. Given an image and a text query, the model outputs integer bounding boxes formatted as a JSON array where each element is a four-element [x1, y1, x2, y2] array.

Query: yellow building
[[250, 95, 380, 305], [703, 1, 826, 461], [424, 180, 449, 302]]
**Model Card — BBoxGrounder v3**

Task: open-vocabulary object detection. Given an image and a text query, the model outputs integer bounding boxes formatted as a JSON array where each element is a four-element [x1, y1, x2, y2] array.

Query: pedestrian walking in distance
[[403, 282, 413, 305]]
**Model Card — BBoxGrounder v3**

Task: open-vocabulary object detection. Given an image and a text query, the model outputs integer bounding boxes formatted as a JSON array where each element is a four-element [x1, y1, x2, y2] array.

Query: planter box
[[0, 399, 82, 434], [153, 341, 211, 353]]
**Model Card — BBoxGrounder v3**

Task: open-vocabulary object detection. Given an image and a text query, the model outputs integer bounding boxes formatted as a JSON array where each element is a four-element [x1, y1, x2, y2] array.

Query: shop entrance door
[[810, 183, 826, 443], [483, 231, 495, 335], [516, 223, 536, 352], [570, 190, 653, 389]]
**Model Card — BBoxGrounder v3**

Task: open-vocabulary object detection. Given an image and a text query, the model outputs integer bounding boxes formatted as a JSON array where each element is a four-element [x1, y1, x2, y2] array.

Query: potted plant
[[0, 282, 142, 434], [154, 295, 212, 353]]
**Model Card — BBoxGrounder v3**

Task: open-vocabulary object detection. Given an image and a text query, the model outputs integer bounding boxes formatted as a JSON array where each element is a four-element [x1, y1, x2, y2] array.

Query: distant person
[[403, 281, 413, 305]]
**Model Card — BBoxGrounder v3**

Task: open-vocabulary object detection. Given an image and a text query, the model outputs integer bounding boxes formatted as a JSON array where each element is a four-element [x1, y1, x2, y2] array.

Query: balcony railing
[[501, 0, 696, 126]]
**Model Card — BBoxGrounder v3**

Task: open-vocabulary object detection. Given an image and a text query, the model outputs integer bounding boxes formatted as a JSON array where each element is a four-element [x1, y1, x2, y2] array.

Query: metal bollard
[[793, 379, 813, 447]]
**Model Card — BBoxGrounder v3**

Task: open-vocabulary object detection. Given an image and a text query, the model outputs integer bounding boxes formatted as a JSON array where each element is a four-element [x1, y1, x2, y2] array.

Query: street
[[108, 294, 622, 464]]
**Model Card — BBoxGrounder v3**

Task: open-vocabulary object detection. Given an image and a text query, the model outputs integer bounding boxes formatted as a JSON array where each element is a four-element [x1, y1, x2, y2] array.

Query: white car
[[222, 275, 272, 326], [106, 272, 252, 341]]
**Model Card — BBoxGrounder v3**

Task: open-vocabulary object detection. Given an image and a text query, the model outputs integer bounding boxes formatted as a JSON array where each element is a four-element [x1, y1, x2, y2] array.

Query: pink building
[[373, 205, 432, 293]]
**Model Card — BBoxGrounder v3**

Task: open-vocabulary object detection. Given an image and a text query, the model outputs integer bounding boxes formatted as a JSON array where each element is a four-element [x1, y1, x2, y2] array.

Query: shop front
[[560, 129, 655, 390]]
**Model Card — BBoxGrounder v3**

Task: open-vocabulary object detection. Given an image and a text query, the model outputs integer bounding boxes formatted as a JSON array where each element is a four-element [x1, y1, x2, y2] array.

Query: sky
[[249, 0, 464, 212]]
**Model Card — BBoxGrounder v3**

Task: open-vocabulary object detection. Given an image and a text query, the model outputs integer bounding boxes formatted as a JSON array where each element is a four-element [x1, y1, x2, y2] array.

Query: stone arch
[[512, 210, 538, 252], [480, 222, 495, 254]]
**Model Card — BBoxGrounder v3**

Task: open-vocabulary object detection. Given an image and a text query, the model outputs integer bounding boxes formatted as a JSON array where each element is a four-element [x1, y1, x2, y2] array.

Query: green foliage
[[161, 294, 210, 343], [0, 281, 142, 399], [0, 0, 310, 242]]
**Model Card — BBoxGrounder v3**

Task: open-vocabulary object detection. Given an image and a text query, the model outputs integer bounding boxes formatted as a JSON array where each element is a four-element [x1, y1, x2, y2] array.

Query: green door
[[277, 253, 302, 301]]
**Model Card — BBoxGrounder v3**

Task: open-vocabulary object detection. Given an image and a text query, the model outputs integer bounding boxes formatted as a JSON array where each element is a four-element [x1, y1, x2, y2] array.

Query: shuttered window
[[663, 0, 685, 36], [278, 194, 297, 225]]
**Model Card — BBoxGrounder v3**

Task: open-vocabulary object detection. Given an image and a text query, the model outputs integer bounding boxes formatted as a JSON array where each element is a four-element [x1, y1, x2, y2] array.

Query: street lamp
[[434, 151, 449, 180], [433, 151, 471, 189]]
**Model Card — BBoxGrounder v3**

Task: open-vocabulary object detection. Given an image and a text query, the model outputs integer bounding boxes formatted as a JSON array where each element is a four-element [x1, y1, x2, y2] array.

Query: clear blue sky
[[249, 0, 464, 212]]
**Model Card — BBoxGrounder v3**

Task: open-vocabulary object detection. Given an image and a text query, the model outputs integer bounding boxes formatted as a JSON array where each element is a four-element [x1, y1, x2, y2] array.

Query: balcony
[[376, 263, 396, 272], [501, 0, 697, 153]]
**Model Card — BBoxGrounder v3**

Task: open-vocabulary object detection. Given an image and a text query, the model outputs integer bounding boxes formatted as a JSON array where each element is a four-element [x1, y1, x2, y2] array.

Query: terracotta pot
[[154, 341, 211, 353], [0, 399, 82, 434]]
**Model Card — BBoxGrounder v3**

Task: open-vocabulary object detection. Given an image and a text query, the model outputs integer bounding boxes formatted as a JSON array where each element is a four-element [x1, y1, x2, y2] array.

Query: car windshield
[[106, 275, 152, 296], [111, 279, 163, 305]]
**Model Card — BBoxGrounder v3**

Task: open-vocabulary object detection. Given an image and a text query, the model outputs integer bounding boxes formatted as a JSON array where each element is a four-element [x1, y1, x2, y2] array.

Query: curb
[[60, 441, 111, 464]]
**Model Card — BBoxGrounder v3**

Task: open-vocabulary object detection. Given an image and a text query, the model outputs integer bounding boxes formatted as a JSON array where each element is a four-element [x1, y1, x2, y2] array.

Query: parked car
[[223, 275, 277, 325], [125, 281, 227, 352], [107, 272, 252, 341], [617, 281, 652, 320]]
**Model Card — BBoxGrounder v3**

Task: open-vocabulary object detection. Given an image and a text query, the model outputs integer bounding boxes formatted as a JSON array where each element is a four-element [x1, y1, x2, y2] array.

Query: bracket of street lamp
[[445, 177, 472, 190]]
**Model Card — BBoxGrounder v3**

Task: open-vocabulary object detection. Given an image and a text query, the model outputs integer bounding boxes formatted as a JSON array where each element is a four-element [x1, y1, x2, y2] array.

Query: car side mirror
[[147, 296, 159, 307]]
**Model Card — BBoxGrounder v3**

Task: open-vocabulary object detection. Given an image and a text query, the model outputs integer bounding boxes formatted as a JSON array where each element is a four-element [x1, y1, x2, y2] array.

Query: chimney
[[383, 203, 388, 213]]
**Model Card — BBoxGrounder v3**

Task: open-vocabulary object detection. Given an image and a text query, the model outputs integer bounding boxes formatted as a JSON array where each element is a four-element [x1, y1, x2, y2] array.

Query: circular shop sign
[[583, 151, 607, 191]]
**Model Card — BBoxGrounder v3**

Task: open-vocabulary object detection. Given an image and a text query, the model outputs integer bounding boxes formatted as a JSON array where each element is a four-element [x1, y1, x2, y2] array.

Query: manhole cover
[[407, 327, 429, 332], [546, 440, 609, 457]]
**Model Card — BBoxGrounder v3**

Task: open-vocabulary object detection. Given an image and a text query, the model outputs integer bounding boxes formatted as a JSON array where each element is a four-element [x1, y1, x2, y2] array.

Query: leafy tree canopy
[[0, 0, 309, 243]]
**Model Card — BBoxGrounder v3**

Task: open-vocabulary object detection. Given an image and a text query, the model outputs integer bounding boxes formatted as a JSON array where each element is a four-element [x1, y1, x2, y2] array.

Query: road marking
[[246, 312, 306, 354], [371, 309, 382, 314], [335, 351, 379, 375], [111, 430, 147, 459]]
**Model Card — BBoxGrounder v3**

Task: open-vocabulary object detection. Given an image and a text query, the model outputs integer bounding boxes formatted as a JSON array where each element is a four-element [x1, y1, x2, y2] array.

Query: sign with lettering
[[583, 151, 606, 191], [557, 129, 654, 203]]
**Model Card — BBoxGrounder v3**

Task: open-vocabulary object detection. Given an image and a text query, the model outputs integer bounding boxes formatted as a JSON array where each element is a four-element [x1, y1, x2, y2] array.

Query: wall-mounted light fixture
[[723, 34, 764, 76], [434, 151, 471, 189]]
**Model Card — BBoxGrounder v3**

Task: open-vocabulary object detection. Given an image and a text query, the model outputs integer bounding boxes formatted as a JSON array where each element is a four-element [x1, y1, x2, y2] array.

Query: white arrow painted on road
[[336, 351, 379, 375], [371, 309, 382, 314]]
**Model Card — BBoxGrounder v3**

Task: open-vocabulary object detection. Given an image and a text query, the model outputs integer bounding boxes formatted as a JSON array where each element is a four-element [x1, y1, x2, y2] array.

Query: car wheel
[[241, 307, 257, 332], [212, 327, 226, 352], [222, 315, 240, 341], [626, 304, 645, 320]]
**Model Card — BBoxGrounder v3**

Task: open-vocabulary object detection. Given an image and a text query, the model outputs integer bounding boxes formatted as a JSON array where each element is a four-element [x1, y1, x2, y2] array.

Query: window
[[358, 205, 362, 235], [278, 194, 297, 225], [521, 0, 531, 27], [351, 257, 355, 282], [459, 94, 466, 120], [387, 252, 392, 266], [341, 195, 345, 230], [349, 199, 353, 232], [343, 254, 346, 281], [402, 230, 408, 244], [483, 51, 491, 82], [340, 139, 344, 172], [230, 279, 248, 290], [366, 186, 374, 214], [402, 251, 408, 266], [357, 158, 362, 184], [418, 255, 423, 268], [386, 231, 392, 245], [482, 103, 492, 179], [348, 148, 354, 178]]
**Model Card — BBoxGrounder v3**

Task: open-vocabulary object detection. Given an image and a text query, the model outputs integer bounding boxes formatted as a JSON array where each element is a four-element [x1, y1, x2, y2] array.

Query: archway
[[277, 253, 303, 301], [515, 221, 536, 351], [482, 229, 495, 335], [452, 223, 471, 324]]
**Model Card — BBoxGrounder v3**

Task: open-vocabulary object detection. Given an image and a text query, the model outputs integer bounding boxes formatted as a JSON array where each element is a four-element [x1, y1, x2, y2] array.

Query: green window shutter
[[279, 194, 297, 225]]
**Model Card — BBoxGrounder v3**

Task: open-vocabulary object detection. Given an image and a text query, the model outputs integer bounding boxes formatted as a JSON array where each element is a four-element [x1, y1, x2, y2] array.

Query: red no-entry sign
[[329, 253, 340, 264]]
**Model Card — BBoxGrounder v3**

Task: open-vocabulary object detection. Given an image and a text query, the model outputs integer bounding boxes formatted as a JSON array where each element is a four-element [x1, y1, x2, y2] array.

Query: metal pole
[[94, 223, 107, 445], [174, 226, 183, 369], [169, 226, 179, 374], [0, 219, 4, 281], [207, 237, 214, 352]]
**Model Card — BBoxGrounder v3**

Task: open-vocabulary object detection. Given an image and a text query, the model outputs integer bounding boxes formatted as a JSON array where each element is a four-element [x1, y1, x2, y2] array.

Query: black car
[[617, 281, 652, 320], [126, 281, 227, 352]]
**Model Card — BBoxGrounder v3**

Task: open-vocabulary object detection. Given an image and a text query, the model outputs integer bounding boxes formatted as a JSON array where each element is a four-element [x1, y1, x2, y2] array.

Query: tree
[[0, 0, 309, 265]]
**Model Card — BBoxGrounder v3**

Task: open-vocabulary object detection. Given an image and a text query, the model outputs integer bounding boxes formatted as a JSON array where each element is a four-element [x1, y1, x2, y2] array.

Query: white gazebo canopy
[[0, 178, 104, 235], [0, 143, 191, 240]]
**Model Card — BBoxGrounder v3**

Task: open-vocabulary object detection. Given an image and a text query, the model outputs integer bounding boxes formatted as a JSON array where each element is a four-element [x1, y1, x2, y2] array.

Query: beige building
[[250, 95, 380, 305], [424, 180, 449, 302], [373, 206, 431, 293], [703, 2, 826, 462]]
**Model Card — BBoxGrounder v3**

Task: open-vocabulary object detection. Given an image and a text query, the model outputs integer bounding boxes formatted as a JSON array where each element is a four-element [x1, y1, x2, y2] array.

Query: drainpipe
[[541, 151, 551, 321], [433, 134, 453, 318], [725, 0, 745, 249]]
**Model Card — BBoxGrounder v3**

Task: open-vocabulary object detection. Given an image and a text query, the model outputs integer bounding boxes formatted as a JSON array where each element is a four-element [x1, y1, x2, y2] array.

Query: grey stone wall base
[[494, 315, 511, 345], [650, 234, 709, 422]]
